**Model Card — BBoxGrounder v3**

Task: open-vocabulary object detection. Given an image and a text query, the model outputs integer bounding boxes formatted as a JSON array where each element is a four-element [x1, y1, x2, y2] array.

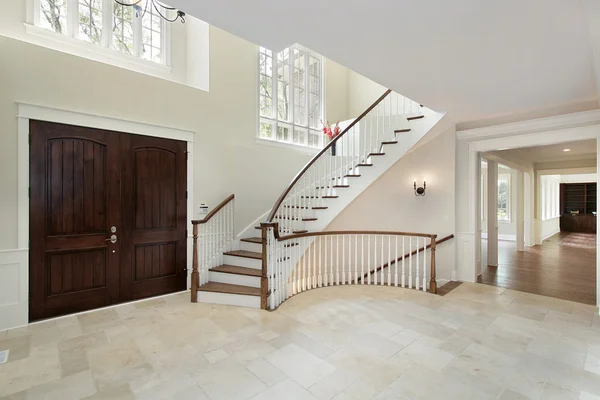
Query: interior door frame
[[17, 103, 195, 325]]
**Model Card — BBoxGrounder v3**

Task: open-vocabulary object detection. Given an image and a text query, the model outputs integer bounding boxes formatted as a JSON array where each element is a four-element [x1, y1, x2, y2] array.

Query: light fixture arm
[[113, 0, 186, 23], [414, 181, 427, 196]]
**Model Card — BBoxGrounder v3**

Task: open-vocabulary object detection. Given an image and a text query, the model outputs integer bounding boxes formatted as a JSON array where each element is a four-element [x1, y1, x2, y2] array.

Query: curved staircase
[[191, 89, 448, 309]]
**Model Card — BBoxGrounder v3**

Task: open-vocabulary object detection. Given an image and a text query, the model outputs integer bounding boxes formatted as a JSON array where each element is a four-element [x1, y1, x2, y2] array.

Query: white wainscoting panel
[[456, 232, 477, 283], [0, 249, 28, 331]]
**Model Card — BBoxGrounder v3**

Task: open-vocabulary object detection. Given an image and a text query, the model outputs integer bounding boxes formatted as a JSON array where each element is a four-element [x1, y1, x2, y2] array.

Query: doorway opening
[[477, 139, 597, 305], [29, 120, 188, 321]]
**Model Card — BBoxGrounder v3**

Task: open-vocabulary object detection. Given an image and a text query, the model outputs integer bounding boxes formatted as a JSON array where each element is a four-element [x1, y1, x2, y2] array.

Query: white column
[[487, 161, 499, 267], [471, 151, 482, 279], [534, 171, 542, 245], [516, 170, 525, 252], [524, 172, 533, 247]]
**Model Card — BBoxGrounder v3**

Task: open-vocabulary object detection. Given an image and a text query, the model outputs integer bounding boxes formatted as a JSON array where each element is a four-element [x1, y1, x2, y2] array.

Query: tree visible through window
[[259, 45, 324, 148], [35, 0, 167, 64], [498, 175, 510, 221]]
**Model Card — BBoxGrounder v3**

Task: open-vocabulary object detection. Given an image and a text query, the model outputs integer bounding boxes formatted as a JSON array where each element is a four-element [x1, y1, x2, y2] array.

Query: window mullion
[[102, 0, 112, 48], [289, 49, 294, 142], [303, 49, 308, 146], [133, 13, 142, 57], [67, 0, 78, 38]]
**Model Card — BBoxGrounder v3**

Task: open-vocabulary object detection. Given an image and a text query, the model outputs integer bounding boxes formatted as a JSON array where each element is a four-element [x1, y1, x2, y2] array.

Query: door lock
[[111, 226, 117, 233], [105, 234, 117, 244]]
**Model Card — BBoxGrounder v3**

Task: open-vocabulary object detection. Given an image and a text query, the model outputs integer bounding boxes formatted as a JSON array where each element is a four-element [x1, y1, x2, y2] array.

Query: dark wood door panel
[[120, 134, 187, 301], [30, 120, 121, 321]]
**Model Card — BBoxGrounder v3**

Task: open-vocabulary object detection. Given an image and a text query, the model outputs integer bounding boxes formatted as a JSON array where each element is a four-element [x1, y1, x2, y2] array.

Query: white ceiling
[[172, 0, 598, 124], [495, 139, 597, 163]]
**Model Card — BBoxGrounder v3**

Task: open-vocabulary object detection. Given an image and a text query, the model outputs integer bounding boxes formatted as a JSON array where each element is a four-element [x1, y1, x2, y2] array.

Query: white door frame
[[6, 103, 195, 331], [457, 109, 600, 306]]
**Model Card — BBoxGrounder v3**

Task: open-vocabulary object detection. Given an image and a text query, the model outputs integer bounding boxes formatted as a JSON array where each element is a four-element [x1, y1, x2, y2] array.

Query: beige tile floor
[[1, 283, 600, 399]]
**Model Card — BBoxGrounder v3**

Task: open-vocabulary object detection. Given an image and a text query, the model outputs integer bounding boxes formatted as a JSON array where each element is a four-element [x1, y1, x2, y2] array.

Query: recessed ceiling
[[172, 0, 598, 124], [495, 139, 597, 164]]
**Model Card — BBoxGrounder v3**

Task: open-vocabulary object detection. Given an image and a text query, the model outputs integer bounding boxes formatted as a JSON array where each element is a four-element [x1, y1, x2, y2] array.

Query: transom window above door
[[258, 45, 324, 149], [32, 0, 168, 64]]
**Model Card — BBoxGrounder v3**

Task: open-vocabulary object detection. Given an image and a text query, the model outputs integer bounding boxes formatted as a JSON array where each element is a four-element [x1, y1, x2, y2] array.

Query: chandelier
[[114, 0, 186, 23]]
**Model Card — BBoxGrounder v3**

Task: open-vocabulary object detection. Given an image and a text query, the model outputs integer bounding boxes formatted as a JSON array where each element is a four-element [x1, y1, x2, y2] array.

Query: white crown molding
[[456, 109, 600, 141]]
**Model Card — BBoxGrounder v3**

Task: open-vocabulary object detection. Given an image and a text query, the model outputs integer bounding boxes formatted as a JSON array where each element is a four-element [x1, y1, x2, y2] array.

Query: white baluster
[[416, 237, 420, 291], [401, 236, 405, 288], [388, 235, 391, 286], [342, 234, 346, 285], [394, 236, 398, 287], [318, 236, 322, 287], [325, 235, 329, 286], [336, 235, 340, 285], [361, 235, 364, 284], [423, 240, 427, 292], [367, 235, 371, 285], [373, 235, 378, 285], [354, 235, 358, 284], [408, 237, 412, 289], [312, 237, 317, 289], [380, 234, 384, 285]]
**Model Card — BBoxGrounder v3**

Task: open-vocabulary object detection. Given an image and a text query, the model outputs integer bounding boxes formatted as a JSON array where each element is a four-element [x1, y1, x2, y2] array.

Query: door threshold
[[25, 290, 190, 330]]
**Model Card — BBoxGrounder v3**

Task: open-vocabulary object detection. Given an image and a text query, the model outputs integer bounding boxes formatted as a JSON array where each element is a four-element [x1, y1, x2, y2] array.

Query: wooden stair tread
[[407, 115, 424, 120], [357, 163, 373, 167], [344, 174, 361, 178], [394, 128, 411, 133], [293, 230, 308, 234], [198, 282, 261, 296], [322, 195, 339, 199], [381, 141, 398, 145], [333, 185, 350, 188], [223, 250, 262, 260], [368, 153, 385, 156], [240, 237, 262, 244], [312, 206, 328, 210], [210, 265, 261, 277], [303, 218, 318, 221]]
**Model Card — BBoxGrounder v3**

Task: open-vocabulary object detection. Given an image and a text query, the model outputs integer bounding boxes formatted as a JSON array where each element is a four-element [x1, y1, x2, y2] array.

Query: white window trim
[[257, 44, 326, 149], [25, 0, 172, 78], [498, 173, 511, 222]]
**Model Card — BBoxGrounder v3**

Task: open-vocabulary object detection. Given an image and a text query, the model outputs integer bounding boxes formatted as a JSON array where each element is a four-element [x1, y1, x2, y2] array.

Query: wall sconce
[[414, 181, 426, 196]]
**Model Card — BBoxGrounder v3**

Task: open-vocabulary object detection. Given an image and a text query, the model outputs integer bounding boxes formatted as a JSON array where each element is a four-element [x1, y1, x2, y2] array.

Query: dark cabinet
[[560, 182, 597, 233]]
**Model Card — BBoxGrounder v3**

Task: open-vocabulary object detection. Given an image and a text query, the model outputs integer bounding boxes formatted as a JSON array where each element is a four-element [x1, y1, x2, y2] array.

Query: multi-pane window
[[35, 0, 167, 64], [259, 45, 324, 148], [498, 174, 510, 221]]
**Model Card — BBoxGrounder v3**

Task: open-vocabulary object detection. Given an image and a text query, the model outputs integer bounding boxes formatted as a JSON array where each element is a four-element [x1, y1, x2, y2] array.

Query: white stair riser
[[240, 241, 262, 252], [209, 271, 260, 288], [197, 291, 260, 308], [223, 255, 262, 269]]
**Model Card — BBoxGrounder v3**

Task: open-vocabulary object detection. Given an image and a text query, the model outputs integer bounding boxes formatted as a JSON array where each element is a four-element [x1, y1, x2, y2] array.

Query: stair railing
[[266, 90, 422, 235], [260, 222, 444, 310], [191, 194, 235, 303]]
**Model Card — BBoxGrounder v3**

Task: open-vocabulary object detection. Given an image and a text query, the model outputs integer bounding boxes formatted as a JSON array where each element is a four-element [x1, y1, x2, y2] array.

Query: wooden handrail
[[362, 234, 455, 282], [191, 194, 234, 225], [266, 89, 393, 223], [261, 222, 437, 242]]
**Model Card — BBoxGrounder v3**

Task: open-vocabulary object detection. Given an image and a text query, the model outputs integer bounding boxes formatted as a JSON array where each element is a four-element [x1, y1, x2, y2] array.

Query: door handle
[[105, 234, 117, 244]]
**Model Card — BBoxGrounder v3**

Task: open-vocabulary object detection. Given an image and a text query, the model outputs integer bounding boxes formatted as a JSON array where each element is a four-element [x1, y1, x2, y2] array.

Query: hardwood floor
[[478, 232, 597, 305]]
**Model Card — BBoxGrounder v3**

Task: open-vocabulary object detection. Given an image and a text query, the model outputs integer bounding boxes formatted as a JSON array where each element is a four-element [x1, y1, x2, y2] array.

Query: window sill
[[255, 138, 320, 155], [22, 23, 175, 82]]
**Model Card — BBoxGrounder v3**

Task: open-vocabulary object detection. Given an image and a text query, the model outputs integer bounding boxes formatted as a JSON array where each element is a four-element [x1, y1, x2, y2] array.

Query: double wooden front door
[[29, 120, 187, 321]]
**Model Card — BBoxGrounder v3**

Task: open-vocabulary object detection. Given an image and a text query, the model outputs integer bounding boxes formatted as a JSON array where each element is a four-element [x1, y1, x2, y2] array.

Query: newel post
[[191, 222, 199, 303], [429, 235, 437, 294], [260, 223, 269, 310]]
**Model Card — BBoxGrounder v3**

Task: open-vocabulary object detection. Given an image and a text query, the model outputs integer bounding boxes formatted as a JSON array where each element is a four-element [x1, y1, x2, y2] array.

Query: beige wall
[[348, 70, 387, 118], [325, 128, 456, 282], [0, 27, 359, 249]]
